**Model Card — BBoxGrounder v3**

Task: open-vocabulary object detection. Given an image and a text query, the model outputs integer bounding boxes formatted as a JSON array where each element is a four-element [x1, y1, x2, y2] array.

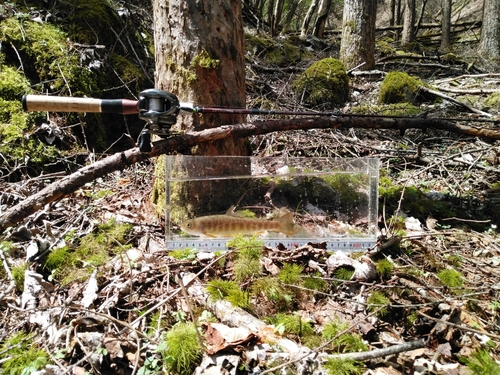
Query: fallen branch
[[2, 115, 500, 232], [330, 338, 426, 361], [418, 86, 493, 117], [435, 86, 499, 95]]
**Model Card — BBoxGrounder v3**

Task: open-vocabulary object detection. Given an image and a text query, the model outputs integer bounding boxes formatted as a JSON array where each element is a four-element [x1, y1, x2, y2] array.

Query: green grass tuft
[[461, 348, 500, 375], [324, 357, 364, 375], [160, 322, 203, 375], [278, 263, 304, 284], [437, 268, 464, 289], [206, 279, 249, 309], [367, 291, 390, 317]]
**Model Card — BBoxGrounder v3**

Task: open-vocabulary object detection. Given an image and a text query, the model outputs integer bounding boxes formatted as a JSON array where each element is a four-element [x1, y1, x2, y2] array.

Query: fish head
[[180, 218, 202, 236]]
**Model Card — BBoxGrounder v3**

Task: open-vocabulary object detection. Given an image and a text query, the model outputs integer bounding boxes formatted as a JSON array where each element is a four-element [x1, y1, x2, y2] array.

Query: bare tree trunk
[[312, 0, 332, 38], [281, 0, 303, 34], [339, 0, 378, 70], [300, 0, 319, 38], [389, 0, 396, 26], [440, 0, 452, 51], [395, 0, 402, 41], [151, 0, 248, 217], [401, 0, 416, 46], [478, 0, 500, 60], [271, 0, 285, 36], [267, 0, 275, 31], [415, 0, 428, 35]]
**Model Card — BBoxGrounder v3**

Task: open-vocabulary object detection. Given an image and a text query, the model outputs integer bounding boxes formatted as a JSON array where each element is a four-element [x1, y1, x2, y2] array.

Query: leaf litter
[[2, 64, 500, 374]]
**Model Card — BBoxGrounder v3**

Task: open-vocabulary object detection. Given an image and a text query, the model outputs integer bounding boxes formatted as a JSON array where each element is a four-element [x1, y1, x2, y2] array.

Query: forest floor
[[2, 24, 500, 375]]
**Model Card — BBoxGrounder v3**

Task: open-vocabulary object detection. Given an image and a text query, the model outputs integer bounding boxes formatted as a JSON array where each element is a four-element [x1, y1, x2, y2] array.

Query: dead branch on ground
[[2, 114, 500, 232]]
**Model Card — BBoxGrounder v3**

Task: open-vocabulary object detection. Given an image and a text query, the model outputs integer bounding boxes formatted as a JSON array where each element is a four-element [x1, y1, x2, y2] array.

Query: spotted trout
[[180, 207, 294, 238]]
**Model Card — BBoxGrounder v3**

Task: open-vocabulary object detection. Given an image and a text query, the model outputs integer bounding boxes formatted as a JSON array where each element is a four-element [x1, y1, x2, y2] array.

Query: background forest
[[2, 0, 500, 375]]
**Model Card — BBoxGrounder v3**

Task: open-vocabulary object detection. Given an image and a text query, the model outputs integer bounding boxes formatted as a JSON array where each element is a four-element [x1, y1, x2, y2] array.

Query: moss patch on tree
[[292, 58, 349, 108]]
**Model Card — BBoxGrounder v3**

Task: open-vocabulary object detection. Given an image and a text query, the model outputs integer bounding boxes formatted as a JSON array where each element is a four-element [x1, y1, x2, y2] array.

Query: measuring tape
[[165, 238, 376, 252]]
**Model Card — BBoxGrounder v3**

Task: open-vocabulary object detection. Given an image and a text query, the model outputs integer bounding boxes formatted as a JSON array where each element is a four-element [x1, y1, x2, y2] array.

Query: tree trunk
[[151, 0, 248, 218], [281, 0, 303, 34], [312, 0, 332, 38], [339, 0, 378, 70], [395, 0, 402, 41], [389, 0, 396, 26], [415, 0, 428, 34], [440, 0, 452, 51], [271, 0, 285, 36], [401, 0, 416, 46], [267, 0, 275, 31], [300, 0, 319, 38], [478, 0, 500, 60]]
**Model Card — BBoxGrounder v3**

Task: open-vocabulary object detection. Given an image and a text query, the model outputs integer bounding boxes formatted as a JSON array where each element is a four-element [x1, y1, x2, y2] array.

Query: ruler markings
[[165, 238, 376, 252]]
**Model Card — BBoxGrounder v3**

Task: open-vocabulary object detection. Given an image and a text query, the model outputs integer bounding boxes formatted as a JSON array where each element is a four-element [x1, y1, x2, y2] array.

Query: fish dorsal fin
[[277, 212, 294, 235], [225, 205, 237, 216]]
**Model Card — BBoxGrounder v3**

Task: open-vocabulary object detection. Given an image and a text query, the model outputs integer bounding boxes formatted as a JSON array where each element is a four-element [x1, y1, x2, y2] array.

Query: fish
[[180, 207, 294, 238]]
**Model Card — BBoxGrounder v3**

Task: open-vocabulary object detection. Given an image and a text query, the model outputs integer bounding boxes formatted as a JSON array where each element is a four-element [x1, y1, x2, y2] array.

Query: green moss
[[324, 357, 364, 375], [366, 291, 390, 317], [251, 276, 291, 309], [44, 246, 71, 272], [323, 173, 369, 212], [376, 259, 394, 280], [351, 103, 421, 116], [379, 72, 427, 104], [376, 37, 396, 56], [206, 279, 249, 309], [461, 348, 500, 375], [322, 318, 368, 353], [485, 91, 500, 110], [1, 17, 97, 96], [245, 34, 308, 66], [192, 49, 220, 69], [278, 263, 304, 285], [0, 66, 30, 100], [0, 331, 49, 375], [229, 235, 263, 281], [271, 313, 314, 337], [43, 220, 132, 285], [110, 53, 145, 86], [292, 58, 349, 108], [303, 273, 328, 291], [11, 263, 28, 291], [333, 267, 354, 281], [151, 155, 167, 218], [160, 322, 203, 375], [169, 248, 197, 261], [58, 0, 122, 45], [437, 268, 464, 289]]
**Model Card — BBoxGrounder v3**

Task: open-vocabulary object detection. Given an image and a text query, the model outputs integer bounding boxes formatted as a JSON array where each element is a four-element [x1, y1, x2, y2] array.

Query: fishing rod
[[22, 89, 338, 152]]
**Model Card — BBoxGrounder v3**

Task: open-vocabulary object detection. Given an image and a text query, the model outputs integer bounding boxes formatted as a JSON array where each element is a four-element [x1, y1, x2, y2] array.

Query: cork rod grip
[[22, 95, 103, 113], [22, 95, 139, 114]]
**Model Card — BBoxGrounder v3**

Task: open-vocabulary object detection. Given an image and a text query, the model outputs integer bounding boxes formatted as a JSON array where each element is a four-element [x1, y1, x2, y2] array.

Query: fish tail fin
[[278, 212, 294, 235]]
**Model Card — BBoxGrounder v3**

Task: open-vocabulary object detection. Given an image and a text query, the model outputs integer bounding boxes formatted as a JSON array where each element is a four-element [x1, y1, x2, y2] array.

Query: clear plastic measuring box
[[165, 156, 379, 251]]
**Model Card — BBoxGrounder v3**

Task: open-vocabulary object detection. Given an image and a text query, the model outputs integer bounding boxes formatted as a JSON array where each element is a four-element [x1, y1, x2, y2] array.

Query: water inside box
[[165, 156, 379, 251]]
